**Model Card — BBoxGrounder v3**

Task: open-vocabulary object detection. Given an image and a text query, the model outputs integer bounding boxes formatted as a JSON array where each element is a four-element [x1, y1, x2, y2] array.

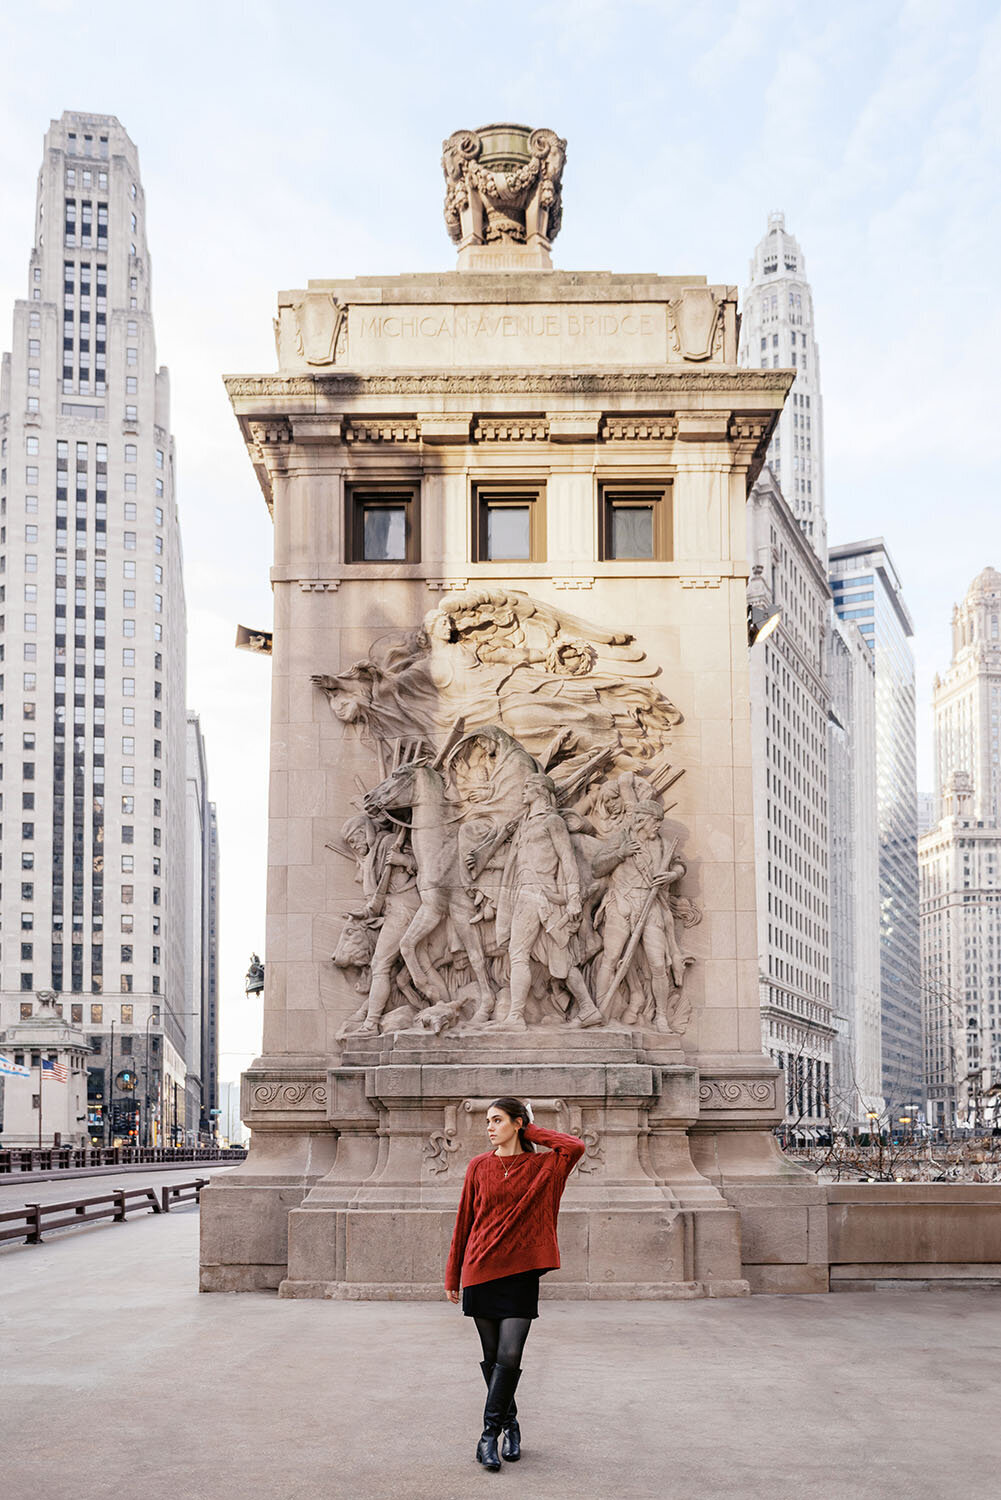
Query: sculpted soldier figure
[[340, 813, 420, 1034], [495, 773, 603, 1030], [593, 800, 688, 1031]]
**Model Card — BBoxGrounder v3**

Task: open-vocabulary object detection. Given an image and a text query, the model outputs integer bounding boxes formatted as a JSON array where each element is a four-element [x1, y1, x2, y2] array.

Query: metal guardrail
[[0, 1146, 245, 1175], [0, 1177, 208, 1246]]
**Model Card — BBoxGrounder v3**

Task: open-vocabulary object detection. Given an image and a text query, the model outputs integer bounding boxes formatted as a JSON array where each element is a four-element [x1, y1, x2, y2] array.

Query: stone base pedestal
[[204, 1029, 757, 1300]]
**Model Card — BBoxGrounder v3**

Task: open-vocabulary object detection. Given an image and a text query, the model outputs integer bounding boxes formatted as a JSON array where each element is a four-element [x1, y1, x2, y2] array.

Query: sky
[[1, 0, 998, 1082]]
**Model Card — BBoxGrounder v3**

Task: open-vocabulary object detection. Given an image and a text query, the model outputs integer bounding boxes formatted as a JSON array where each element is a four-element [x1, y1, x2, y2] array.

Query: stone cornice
[[225, 368, 793, 402]]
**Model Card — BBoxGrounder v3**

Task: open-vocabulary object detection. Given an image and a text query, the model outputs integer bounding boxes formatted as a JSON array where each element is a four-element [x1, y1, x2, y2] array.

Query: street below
[[2, 1190, 1000, 1500]]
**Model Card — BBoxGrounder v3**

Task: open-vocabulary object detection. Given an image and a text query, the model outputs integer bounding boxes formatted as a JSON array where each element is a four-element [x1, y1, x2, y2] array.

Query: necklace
[[497, 1151, 525, 1180]]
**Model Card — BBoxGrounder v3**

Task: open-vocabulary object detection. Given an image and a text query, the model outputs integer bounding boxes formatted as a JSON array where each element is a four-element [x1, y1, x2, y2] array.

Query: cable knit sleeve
[[445, 1158, 478, 1292], [523, 1121, 585, 1185]]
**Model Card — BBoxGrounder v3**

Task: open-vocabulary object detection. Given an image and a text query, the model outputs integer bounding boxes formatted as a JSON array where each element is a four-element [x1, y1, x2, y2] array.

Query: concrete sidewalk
[[2, 1205, 1000, 1500]]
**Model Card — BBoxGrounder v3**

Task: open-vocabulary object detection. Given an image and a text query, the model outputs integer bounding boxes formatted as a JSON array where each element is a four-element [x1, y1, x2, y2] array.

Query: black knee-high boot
[[480, 1361, 521, 1462], [476, 1364, 521, 1471]]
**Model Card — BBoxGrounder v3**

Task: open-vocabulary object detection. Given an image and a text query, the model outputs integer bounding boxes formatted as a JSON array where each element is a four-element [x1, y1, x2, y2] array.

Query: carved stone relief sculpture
[[442, 124, 567, 248], [316, 590, 701, 1039]]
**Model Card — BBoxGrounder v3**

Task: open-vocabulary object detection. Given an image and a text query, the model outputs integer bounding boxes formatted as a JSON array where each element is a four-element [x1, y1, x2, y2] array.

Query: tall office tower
[[739, 212, 826, 561], [933, 567, 1001, 826], [829, 539, 922, 1114], [920, 773, 1001, 1129], [921, 568, 1001, 1129], [184, 712, 219, 1143], [0, 113, 187, 1146], [747, 468, 835, 1135], [827, 616, 882, 1122]]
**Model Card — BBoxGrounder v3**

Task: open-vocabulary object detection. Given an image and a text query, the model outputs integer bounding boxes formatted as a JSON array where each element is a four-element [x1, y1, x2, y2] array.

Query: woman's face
[[486, 1106, 522, 1150]]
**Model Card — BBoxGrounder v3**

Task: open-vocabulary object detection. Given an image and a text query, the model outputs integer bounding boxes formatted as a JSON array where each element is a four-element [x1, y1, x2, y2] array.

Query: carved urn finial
[[442, 123, 566, 270]]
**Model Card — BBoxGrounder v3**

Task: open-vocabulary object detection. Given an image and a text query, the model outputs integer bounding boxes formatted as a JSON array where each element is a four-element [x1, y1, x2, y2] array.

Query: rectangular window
[[90, 1004, 103, 1024], [123, 590, 136, 609], [121, 1001, 133, 1021], [121, 884, 133, 904], [122, 678, 135, 696], [344, 487, 420, 563], [598, 484, 673, 561], [71, 1004, 83, 1024], [472, 486, 546, 562]]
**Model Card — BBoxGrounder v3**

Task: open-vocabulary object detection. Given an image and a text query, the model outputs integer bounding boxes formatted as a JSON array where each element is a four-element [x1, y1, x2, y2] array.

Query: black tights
[[474, 1316, 532, 1370]]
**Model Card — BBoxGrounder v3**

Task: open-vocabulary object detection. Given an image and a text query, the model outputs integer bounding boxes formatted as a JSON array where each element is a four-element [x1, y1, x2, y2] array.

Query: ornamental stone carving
[[698, 1080, 777, 1110], [316, 588, 702, 1039], [292, 292, 346, 366], [442, 124, 566, 249], [250, 1080, 328, 1109], [666, 288, 725, 362]]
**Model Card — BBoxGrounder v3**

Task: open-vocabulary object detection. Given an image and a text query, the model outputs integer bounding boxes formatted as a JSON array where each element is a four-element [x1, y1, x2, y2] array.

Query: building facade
[[920, 567, 1001, 1130], [830, 539, 922, 1114], [920, 773, 1001, 1130], [747, 467, 835, 1135], [184, 712, 219, 1142], [0, 112, 189, 1145], [739, 212, 826, 561], [827, 615, 882, 1121], [933, 567, 1001, 826]]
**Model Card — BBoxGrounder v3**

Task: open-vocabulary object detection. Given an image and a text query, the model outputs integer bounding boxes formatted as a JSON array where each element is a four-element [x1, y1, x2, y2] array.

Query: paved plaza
[[2, 1167, 1000, 1500]]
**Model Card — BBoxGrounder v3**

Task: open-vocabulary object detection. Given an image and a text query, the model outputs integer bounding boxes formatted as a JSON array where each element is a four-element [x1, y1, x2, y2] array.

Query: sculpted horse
[[363, 759, 495, 1020]]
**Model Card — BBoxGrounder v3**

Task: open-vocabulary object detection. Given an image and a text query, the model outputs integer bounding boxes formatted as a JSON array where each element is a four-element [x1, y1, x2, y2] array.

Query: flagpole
[[37, 1053, 43, 1151]]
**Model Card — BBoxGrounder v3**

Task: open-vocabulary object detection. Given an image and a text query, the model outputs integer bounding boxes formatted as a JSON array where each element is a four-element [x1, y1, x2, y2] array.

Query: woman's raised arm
[[523, 1121, 585, 1182]]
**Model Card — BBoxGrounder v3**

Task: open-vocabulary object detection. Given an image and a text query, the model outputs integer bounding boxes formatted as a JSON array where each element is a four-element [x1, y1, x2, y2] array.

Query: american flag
[[42, 1059, 69, 1083]]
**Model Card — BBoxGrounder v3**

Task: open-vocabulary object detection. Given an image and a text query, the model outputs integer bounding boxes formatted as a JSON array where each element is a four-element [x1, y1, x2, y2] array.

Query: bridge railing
[[0, 1178, 209, 1246], [0, 1146, 246, 1174]]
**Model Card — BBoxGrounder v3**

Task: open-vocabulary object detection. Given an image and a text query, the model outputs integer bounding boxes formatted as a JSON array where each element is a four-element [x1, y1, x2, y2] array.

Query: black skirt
[[462, 1269, 543, 1320]]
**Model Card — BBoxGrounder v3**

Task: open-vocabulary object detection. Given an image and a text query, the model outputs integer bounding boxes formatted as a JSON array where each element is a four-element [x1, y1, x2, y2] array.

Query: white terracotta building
[[921, 568, 1001, 1129], [739, 212, 826, 561], [747, 466, 835, 1135], [0, 112, 192, 1145]]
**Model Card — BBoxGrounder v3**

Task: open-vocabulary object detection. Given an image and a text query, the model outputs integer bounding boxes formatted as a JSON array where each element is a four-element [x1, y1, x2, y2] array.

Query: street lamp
[[747, 601, 782, 647]]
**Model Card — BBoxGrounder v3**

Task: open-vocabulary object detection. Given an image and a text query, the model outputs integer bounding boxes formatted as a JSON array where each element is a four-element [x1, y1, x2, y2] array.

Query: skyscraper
[[0, 112, 188, 1145], [827, 615, 882, 1121], [747, 467, 835, 1134], [739, 212, 826, 561], [185, 712, 219, 1143], [933, 567, 1001, 826], [829, 539, 922, 1113], [921, 567, 1001, 1130]]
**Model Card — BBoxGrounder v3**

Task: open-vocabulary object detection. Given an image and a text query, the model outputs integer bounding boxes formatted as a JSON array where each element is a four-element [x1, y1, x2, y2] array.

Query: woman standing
[[445, 1097, 585, 1471]]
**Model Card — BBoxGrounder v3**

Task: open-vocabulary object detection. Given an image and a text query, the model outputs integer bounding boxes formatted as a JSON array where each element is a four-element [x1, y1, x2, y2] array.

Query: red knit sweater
[[445, 1122, 585, 1292]]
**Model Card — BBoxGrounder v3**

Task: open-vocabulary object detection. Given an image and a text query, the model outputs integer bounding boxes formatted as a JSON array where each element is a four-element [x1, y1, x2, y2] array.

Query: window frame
[[345, 484, 421, 564], [597, 482, 674, 563], [471, 482, 547, 564]]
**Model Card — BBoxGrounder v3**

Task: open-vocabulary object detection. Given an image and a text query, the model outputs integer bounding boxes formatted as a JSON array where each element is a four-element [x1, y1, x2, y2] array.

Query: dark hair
[[488, 1096, 535, 1152]]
